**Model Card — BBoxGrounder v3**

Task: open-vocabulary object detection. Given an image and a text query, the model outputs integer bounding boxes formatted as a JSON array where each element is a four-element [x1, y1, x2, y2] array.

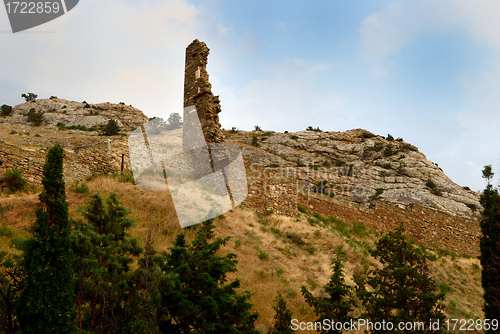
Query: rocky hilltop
[[229, 128, 481, 220], [5, 97, 148, 131]]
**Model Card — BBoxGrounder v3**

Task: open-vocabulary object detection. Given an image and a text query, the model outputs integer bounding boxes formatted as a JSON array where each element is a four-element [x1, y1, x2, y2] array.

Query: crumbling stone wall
[[240, 143, 481, 257], [183, 39, 224, 144], [0, 138, 132, 191], [0, 140, 45, 192]]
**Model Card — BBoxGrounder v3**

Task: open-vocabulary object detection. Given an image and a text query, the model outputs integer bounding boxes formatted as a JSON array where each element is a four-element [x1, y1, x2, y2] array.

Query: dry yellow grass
[[0, 174, 485, 333]]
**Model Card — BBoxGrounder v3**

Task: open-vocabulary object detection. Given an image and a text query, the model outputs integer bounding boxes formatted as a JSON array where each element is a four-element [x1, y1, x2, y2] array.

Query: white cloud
[[0, 0, 199, 118], [360, 0, 500, 64]]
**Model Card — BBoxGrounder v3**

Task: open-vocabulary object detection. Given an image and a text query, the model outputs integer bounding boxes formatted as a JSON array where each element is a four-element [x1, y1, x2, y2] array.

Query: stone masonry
[[183, 39, 225, 144]]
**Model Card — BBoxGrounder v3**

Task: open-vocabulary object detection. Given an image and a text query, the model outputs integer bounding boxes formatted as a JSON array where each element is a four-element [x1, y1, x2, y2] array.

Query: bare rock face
[[6, 98, 148, 131], [183, 39, 224, 144], [231, 129, 482, 220]]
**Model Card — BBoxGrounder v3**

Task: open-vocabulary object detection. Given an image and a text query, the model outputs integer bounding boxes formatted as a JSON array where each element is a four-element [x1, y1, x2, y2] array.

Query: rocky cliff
[[229, 128, 481, 220]]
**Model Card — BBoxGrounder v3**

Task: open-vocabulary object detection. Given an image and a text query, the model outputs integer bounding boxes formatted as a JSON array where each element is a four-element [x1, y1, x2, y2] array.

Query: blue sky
[[0, 0, 499, 191]]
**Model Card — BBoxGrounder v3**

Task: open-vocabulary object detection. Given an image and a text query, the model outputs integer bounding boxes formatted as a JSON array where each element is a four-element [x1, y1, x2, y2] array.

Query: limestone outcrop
[[5, 98, 148, 131], [230, 129, 481, 221]]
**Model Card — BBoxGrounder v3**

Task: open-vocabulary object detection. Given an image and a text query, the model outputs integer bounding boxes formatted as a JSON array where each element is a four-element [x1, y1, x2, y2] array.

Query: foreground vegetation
[[0, 146, 495, 333]]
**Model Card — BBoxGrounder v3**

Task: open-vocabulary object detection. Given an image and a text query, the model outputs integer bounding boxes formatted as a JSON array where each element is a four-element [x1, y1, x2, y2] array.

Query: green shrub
[[254, 125, 262, 132], [297, 205, 307, 214], [386, 134, 394, 141], [27, 108, 44, 126], [383, 144, 394, 157], [373, 142, 384, 151], [306, 126, 322, 132], [251, 135, 260, 147], [425, 179, 442, 196], [257, 247, 269, 260], [103, 119, 120, 136], [73, 182, 89, 194], [370, 188, 384, 200], [5, 169, 27, 192], [230, 127, 238, 133], [49, 96, 57, 99], [1, 104, 13, 116], [285, 232, 304, 246], [266, 163, 280, 168]]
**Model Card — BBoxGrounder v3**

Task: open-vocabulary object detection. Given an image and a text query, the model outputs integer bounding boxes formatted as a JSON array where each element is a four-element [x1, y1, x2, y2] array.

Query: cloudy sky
[[1, 0, 499, 191]]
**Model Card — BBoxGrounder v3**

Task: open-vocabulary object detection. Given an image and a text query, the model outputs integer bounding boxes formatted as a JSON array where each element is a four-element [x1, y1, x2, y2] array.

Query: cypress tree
[[480, 165, 500, 327], [158, 220, 259, 333], [301, 246, 355, 334], [355, 223, 445, 333], [72, 193, 144, 333], [16, 144, 74, 333], [270, 292, 294, 334]]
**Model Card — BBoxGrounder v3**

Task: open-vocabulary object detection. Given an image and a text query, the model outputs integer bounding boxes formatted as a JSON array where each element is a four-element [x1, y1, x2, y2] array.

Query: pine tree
[[0, 251, 23, 334], [158, 220, 259, 333], [269, 292, 294, 334], [355, 223, 445, 333], [71, 193, 144, 333], [301, 246, 355, 334], [104, 119, 120, 136], [16, 143, 74, 333], [479, 165, 500, 327]]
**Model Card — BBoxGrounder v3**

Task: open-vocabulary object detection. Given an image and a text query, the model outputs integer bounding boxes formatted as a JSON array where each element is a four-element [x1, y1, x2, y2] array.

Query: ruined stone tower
[[183, 39, 225, 145]]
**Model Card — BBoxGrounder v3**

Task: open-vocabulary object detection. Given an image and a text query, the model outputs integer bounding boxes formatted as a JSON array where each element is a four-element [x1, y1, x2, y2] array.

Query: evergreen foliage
[[301, 246, 355, 333], [4, 170, 26, 193], [355, 223, 445, 333], [479, 165, 500, 326], [26, 108, 45, 126], [21, 93, 37, 102], [16, 144, 74, 333], [0, 251, 23, 334], [72, 193, 144, 332], [269, 292, 294, 334], [158, 220, 259, 333], [1, 104, 13, 116], [103, 119, 120, 136], [167, 112, 183, 129]]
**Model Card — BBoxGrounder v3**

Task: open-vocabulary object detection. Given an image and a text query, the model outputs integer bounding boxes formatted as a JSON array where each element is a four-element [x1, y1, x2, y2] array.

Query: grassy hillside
[[0, 174, 484, 333]]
